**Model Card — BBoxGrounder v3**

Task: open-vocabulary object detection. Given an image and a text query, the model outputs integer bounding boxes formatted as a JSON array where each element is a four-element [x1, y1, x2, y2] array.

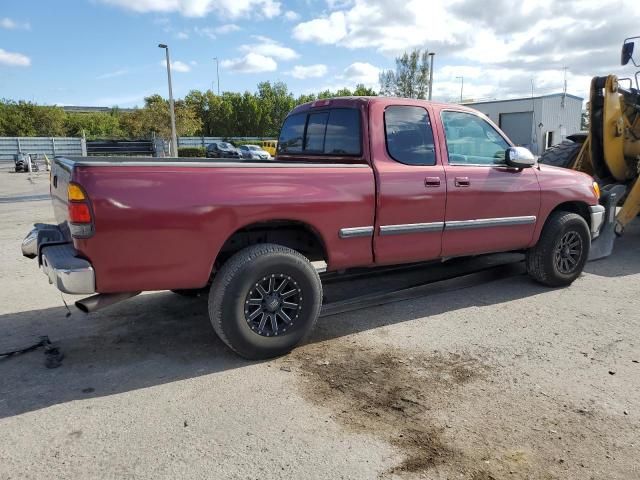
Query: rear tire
[[208, 243, 322, 360], [526, 212, 590, 287], [538, 140, 581, 168]]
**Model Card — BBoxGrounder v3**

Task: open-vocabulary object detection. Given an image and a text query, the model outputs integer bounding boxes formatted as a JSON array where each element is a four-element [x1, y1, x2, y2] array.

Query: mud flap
[[588, 184, 626, 261]]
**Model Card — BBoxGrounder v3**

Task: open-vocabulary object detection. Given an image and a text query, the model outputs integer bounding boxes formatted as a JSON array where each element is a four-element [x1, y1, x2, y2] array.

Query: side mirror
[[622, 41, 634, 66], [505, 147, 536, 168]]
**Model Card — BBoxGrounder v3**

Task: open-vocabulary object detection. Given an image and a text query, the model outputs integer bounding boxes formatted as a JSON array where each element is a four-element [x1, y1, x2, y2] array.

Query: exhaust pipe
[[75, 292, 140, 313]]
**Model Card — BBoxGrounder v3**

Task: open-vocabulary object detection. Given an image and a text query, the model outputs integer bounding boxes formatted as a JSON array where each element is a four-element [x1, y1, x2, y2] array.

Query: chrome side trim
[[339, 226, 374, 238], [589, 205, 605, 239], [56, 157, 369, 169], [445, 216, 536, 231], [379, 222, 444, 236]]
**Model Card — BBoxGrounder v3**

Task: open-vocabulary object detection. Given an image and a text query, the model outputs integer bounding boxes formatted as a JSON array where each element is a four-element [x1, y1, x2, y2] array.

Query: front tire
[[208, 244, 322, 360], [526, 211, 590, 287]]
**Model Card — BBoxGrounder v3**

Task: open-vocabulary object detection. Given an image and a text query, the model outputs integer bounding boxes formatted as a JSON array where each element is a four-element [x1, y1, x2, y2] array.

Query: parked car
[[238, 144, 272, 160], [206, 142, 241, 159], [259, 140, 278, 157], [23, 97, 608, 360]]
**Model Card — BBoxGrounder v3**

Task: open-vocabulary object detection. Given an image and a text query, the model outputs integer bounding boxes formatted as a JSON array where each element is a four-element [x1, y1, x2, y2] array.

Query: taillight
[[69, 203, 92, 223], [67, 182, 94, 237]]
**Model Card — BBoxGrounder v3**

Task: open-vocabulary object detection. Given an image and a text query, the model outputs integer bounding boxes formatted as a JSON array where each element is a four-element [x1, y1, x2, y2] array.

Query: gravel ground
[[0, 167, 638, 479]]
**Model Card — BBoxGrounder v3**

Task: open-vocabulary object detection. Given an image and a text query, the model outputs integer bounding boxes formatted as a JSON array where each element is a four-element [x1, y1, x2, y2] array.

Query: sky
[[0, 0, 638, 107]]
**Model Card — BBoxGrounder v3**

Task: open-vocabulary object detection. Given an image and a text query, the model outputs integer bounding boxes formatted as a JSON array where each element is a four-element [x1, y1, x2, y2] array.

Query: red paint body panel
[[52, 97, 600, 294], [441, 165, 540, 256], [368, 100, 447, 264], [72, 164, 375, 293], [531, 164, 600, 245]]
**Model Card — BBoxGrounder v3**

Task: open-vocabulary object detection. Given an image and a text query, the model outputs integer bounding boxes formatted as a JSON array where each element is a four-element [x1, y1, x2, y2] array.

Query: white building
[[465, 93, 583, 155]]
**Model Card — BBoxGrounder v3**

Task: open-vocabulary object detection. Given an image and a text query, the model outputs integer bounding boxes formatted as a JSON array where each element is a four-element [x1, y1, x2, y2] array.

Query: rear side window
[[278, 108, 361, 155], [278, 113, 305, 153], [384, 106, 436, 166]]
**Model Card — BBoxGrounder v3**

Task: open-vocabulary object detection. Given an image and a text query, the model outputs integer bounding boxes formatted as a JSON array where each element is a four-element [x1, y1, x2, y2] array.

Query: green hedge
[[178, 147, 206, 157]]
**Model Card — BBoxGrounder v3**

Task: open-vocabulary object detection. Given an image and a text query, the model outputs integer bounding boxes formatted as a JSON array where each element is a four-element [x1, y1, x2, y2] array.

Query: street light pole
[[213, 57, 220, 95], [158, 43, 178, 157], [427, 52, 435, 100], [456, 76, 464, 103]]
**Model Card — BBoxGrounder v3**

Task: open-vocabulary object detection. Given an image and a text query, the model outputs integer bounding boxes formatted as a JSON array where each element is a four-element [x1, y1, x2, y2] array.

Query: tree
[[379, 49, 431, 99], [352, 84, 377, 96]]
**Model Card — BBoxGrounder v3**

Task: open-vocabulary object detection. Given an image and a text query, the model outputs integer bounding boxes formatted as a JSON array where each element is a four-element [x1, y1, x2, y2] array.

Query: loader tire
[[526, 211, 590, 287], [208, 243, 322, 360], [538, 140, 581, 169]]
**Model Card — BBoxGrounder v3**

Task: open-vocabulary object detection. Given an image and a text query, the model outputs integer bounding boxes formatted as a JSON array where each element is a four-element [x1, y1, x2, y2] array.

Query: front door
[[438, 110, 541, 257], [371, 103, 447, 265]]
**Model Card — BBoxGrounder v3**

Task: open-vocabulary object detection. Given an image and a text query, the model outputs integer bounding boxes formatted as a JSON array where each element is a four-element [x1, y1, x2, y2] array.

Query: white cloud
[[283, 10, 299, 21], [194, 23, 240, 40], [158, 60, 191, 72], [176, 31, 189, 39], [342, 62, 380, 87], [217, 23, 240, 34], [289, 64, 328, 79], [194, 26, 216, 39], [240, 36, 298, 61], [292, 11, 347, 44], [97, 69, 128, 80], [291, 0, 640, 101], [221, 53, 277, 73], [0, 49, 31, 67], [99, 0, 281, 19], [0, 17, 30, 30]]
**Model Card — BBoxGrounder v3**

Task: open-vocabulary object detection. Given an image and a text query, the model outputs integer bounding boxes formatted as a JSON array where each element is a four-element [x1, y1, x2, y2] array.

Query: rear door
[[437, 109, 540, 257], [371, 102, 447, 265]]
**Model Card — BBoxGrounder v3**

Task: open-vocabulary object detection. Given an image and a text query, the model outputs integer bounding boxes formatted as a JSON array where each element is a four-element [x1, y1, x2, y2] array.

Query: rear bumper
[[22, 224, 96, 295], [589, 205, 606, 239]]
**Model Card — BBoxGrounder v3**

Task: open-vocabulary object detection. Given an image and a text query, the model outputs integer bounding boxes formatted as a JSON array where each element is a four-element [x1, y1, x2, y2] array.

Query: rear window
[[278, 108, 361, 155]]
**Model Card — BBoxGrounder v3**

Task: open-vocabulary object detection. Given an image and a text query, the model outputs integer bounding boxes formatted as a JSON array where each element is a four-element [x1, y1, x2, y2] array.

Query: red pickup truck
[[23, 97, 607, 359]]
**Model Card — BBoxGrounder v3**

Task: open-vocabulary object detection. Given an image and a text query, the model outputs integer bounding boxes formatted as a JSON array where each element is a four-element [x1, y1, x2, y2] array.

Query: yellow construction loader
[[540, 35, 640, 258]]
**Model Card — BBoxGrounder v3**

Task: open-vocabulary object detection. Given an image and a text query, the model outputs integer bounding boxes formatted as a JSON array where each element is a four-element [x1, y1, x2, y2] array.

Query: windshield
[[248, 146, 260, 151], [219, 142, 232, 149]]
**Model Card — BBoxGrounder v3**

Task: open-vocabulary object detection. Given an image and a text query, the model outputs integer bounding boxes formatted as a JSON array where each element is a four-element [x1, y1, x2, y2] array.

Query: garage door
[[499, 111, 533, 148]]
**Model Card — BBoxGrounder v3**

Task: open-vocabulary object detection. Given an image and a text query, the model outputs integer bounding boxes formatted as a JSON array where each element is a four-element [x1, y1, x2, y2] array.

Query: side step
[[321, 262, 525, 317]]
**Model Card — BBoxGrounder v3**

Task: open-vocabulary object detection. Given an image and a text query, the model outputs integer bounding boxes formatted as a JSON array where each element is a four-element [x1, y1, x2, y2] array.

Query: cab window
[[441, 111, 509, 165], [384, 106, 436, 166]]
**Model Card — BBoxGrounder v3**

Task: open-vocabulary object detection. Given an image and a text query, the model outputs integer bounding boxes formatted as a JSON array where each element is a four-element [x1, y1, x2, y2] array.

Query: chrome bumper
[[589, 205, 606, 239], [23, 224, 96, 295]]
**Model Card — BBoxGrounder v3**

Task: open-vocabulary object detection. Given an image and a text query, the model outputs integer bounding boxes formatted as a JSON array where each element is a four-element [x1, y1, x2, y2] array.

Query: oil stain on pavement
[[285, 341, 496, 478]]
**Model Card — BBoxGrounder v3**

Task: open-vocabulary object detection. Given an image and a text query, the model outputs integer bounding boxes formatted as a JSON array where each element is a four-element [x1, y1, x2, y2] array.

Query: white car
[[239, 145, 272, 160]]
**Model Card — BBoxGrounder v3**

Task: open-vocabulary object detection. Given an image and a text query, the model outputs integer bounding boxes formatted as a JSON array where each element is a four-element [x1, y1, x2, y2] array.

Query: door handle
[[424, 177, 441, 187], [454, 176, 470, 187]]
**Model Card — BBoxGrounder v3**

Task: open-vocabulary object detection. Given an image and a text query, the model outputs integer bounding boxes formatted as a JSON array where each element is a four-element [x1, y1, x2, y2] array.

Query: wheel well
[[216, 221, 327, 267], [548, 201, 591, 228]]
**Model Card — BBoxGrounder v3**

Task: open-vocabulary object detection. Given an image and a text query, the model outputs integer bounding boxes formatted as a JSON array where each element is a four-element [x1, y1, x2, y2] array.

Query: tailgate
[[50, 157, 73, 241]]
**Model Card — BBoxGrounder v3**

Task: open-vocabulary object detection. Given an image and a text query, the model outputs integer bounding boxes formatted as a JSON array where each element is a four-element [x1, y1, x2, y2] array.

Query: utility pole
[[427, 52, 435, 100], [213, 57, 220, 95], [561, 66, 568, 108], [158, 43, 178, 157], [456, 76, 464, 103]]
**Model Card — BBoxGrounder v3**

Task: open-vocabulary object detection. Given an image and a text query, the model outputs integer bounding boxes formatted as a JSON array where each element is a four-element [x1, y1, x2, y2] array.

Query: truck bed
[[51, 156, 376, 292]]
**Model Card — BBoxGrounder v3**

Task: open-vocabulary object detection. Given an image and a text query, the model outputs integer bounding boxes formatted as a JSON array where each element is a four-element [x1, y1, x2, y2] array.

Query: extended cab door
[[437, 109, 541, 257], [371, 102, 447, 264]]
